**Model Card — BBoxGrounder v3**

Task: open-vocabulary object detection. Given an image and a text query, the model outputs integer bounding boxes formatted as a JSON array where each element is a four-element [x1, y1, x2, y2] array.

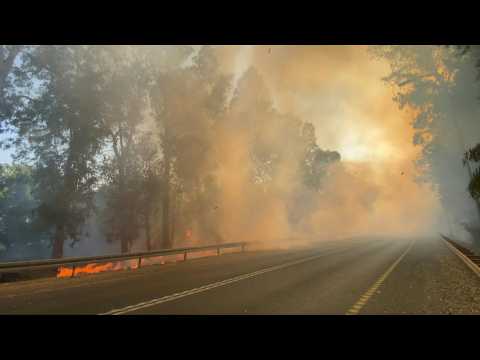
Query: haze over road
[[1, 237, 480, 315]]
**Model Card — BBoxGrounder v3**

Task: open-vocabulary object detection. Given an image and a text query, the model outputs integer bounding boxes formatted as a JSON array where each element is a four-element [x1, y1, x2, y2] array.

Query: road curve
[[1, 236, 480, 314]]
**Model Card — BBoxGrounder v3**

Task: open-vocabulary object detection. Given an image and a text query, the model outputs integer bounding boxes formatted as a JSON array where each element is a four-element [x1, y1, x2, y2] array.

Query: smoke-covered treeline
[[0, 45, 340, 260], [370, 45, 480, 249], [4, 45, 480, 261]]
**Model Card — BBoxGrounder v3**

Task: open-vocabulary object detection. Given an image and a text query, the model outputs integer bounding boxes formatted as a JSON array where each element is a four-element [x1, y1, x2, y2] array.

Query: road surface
[[1, 236, 480, 314]]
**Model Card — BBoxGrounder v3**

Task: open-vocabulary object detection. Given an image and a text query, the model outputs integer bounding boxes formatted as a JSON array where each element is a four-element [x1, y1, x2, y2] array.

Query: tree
[[136, 136, 162, 251], [89, 46, 151, 253], [0, 46, 28, 141], [170, 46, 232, 245], [149, 46, 221, 248], [301, 122, 341, 191], [228, 67, 340, 192], [5, 45, 105, 258], [99, 45, 194, 252], [370, 45, 480, 246], [455, 46, 480, 212], [1, 45, 343, 258], [210, 65, 341, 241], [0, 46, 24, 97], [0, 164, 49, 260], [464, 144, 480, 199]]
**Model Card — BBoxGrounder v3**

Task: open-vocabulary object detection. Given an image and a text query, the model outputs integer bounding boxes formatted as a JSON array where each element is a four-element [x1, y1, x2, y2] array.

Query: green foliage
[[460, 45, 480, 203], [4, 46, 107, 257], [0, 164, 49, 259], [464, 145, 480, 201], [1, 45, 342, 258]]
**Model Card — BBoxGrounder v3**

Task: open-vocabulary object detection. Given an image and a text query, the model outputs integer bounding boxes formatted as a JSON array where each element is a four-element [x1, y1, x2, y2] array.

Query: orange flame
[[57, 259, 139, 278], [56, 247, 238, 279]]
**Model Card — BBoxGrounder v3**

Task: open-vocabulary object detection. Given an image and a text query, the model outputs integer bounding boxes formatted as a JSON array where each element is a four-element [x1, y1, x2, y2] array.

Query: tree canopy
[[0, 45, 340, 260]]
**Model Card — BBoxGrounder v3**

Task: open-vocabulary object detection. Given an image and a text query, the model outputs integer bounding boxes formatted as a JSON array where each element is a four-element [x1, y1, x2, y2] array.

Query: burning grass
[[56, 248, 241, 278]]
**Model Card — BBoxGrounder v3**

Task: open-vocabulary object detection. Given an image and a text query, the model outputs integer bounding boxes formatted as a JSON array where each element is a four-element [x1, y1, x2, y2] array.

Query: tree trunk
[[170, 191, 177, 246], [52, 224, 66, 259], [53, 138, 74, 259], [121, 233, 130, 253], [112, 130, 131, 254], [145, 213, 152, 251], [161, 144, 172, 249], [119, 204, 130, 253], [161, 179, 171, 248]]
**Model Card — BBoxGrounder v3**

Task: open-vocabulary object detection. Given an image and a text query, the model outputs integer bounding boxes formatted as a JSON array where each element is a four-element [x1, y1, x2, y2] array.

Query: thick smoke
[[209, 45, 443, 245], [40, 45, 479, 258]]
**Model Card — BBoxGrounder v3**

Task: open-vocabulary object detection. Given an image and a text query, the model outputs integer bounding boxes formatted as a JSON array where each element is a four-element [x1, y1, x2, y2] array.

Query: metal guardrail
[[440, 234, 480, 278], [0, 241, 247, 275]]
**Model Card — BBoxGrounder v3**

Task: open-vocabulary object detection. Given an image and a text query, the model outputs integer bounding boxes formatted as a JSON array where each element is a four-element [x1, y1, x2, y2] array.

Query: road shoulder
[[361, 237, 480, 314]]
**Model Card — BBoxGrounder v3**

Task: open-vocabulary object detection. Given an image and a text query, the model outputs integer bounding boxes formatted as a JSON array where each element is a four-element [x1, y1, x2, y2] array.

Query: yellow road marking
[[345, 240, 415, 315]]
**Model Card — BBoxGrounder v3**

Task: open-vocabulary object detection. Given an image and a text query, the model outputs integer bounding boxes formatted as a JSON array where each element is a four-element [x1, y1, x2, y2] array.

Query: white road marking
[[100, 248, 352, 315]]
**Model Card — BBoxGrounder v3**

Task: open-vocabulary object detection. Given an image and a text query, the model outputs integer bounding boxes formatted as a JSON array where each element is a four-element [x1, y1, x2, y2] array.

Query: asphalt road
[[1, 236, 480, 314]]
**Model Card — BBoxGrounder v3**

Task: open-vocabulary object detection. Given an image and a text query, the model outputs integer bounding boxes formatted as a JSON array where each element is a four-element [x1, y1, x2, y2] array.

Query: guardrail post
[[217, 247, 221, 256], [241, 244, 246, 252], [137, 257, 142, 269], [184, 251, 187, 261], [71, 266, 76, 278]]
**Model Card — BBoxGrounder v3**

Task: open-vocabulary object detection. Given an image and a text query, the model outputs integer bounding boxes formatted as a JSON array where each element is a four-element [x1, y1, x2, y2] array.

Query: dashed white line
[[100, 248, 351, 315]]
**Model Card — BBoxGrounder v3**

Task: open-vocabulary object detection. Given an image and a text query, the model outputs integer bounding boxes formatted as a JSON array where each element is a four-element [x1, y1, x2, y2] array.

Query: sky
[[215, 45, 418, 163], [0, 133, 13, 163]]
